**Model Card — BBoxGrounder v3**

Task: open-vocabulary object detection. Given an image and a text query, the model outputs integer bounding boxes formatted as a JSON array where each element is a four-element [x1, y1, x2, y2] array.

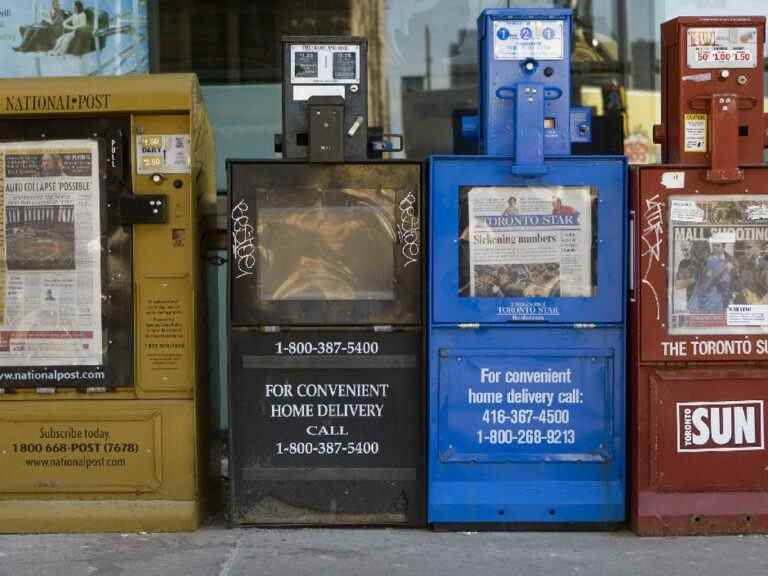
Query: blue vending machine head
[[465, 8, 592, 174]]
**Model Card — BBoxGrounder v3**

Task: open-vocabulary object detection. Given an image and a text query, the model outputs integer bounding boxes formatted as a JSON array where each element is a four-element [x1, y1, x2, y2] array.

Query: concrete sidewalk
[[1, 524, 767, 576]]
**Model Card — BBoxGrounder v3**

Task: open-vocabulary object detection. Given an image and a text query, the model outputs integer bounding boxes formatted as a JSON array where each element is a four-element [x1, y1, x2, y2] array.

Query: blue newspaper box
[[428, 8, 627, 526]]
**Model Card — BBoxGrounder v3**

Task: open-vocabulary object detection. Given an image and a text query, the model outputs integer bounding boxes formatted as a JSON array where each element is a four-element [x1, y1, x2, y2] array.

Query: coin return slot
[[296, 132, 309, 146], [739, 125, 749, 136], [544, 117, 556, 129]]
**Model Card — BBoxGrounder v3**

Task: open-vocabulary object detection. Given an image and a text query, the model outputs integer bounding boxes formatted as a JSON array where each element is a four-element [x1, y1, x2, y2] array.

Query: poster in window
[[669, 195, 768, 335], [0, 0, 148, 78], [461, 186, 596, 299]]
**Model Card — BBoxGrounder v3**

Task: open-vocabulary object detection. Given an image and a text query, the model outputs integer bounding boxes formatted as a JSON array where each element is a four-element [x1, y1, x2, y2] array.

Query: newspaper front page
[[669, 195, 768, 335], [0, 140, 102, 366], [463, 186, 595, 298]]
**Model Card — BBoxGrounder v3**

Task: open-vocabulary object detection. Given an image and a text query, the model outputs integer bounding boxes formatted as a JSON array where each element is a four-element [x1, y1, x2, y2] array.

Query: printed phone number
[[483, 409, 570, 425], [476, 429, 576, 445], [275, 341, 380, 355], [12, 442, 139, 454], [275, 441, 380, 456]]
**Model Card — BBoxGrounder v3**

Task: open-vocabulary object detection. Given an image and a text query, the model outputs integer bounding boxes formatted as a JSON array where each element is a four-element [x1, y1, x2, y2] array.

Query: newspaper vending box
[[428, 8, 627, 526], [228, 36, 424, 526], [631, 16, 768, 535], [0, 74, 215, 532]]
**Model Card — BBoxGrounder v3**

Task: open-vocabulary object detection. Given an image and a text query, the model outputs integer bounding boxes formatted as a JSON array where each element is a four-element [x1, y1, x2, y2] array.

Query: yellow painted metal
[[0, 74, 215, 533]]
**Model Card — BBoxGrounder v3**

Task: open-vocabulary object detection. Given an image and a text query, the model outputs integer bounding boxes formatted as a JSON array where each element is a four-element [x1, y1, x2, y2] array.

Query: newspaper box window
[[0, 122, 132, 388], [0, 141, 101, 367], [668, 196, 768, 335], [459, 186, 597, 299]]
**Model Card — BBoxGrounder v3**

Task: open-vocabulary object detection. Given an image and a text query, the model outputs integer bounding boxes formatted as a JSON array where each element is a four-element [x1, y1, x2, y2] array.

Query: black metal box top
[[281, 35, 368, 161]]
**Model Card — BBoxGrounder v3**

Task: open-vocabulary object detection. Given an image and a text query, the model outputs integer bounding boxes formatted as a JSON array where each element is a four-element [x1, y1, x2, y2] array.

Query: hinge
[[573, 323, 597, 329], [458, 323, 480, 330], [85, 387, 108, 394], [374, 325, 394, 333], [261, 326, 280, 333], [35, 387, 55, 395], [119, 194, 168, 225]]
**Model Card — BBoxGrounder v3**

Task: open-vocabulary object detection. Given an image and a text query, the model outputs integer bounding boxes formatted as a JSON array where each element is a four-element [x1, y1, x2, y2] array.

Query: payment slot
[[462, 8, 591, 169], [0, 74, 216, 533], [631, 16, 768, 536], [228, 36, 424, 526], [428, 8, 627, 527]]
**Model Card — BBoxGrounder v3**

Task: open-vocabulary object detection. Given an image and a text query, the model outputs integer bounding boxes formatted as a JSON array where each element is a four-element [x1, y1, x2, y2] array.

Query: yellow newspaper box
[[0, 74, 215, 533]]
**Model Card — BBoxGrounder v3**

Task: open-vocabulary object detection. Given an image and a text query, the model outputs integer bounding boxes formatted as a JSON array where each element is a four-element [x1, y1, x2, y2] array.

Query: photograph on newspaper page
[[669, 195, 768, 335], [0, 139, 102, 366], [460, 186, 596, 298]]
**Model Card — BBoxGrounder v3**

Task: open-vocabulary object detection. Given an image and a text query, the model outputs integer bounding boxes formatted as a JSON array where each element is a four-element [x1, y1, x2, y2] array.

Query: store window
[[148, 0, 768, 193]]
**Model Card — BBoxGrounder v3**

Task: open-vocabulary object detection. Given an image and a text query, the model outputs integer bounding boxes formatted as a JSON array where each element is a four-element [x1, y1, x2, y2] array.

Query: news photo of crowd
[[469, 263, 562, 298], [674, 238, 768, 312], [5, 205, 76, 271]]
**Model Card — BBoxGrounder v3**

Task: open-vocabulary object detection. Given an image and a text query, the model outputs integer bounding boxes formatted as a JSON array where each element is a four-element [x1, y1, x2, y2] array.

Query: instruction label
[[136, 134, 190, 174], [290, 44, 360, 84], [687, 27, 757, 69], [493, 19, 564, 60], [684, 113, 707, 152]]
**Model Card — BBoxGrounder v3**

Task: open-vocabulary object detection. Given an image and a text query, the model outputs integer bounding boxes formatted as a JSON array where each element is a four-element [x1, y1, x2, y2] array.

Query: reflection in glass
[[256, 187, 395, 301]]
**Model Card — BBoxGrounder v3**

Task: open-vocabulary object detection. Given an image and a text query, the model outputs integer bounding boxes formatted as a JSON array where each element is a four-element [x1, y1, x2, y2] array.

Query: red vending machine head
[[654, 17, 767, 182]]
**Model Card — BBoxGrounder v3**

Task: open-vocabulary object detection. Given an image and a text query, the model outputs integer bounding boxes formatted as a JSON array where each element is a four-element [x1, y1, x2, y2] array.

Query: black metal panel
[[281, 35, 368, 161], [229, 329, 424, 526], [228, 160, 422, 327], [0, 116, 133, 388]]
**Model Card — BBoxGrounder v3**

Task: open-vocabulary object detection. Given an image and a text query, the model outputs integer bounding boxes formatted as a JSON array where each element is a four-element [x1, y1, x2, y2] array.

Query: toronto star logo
[[677, 400, 765, 453]]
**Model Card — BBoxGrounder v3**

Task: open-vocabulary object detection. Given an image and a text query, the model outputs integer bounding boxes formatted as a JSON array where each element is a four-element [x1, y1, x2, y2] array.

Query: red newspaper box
[[631, 16, 768, 535]]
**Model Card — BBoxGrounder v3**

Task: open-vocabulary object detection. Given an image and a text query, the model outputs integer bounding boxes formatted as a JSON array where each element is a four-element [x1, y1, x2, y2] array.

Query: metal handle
[[629, 209, 635, 301]]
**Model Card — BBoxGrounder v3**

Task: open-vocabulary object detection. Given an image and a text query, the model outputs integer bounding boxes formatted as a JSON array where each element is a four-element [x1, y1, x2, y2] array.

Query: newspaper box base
[[0, 500, 199, 534], [631, 366, 768, 536], [633, 493, 768, 536], [0, 398, 203, 533]]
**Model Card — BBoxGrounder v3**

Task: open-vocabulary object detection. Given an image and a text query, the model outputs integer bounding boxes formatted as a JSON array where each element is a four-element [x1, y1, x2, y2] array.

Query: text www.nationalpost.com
[[0, 369, 106, 383], [24, 456, 126, 469]]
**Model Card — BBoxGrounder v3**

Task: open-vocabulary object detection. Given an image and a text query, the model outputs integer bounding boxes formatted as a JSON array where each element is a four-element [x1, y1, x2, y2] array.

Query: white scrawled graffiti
[[231, 198, 256, 279], [641, 194, 664, 320], [397, 191, 420, 268]]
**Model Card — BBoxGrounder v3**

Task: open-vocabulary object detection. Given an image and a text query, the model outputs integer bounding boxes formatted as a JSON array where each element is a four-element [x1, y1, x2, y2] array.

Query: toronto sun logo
[[677, 400, 765, 453]]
